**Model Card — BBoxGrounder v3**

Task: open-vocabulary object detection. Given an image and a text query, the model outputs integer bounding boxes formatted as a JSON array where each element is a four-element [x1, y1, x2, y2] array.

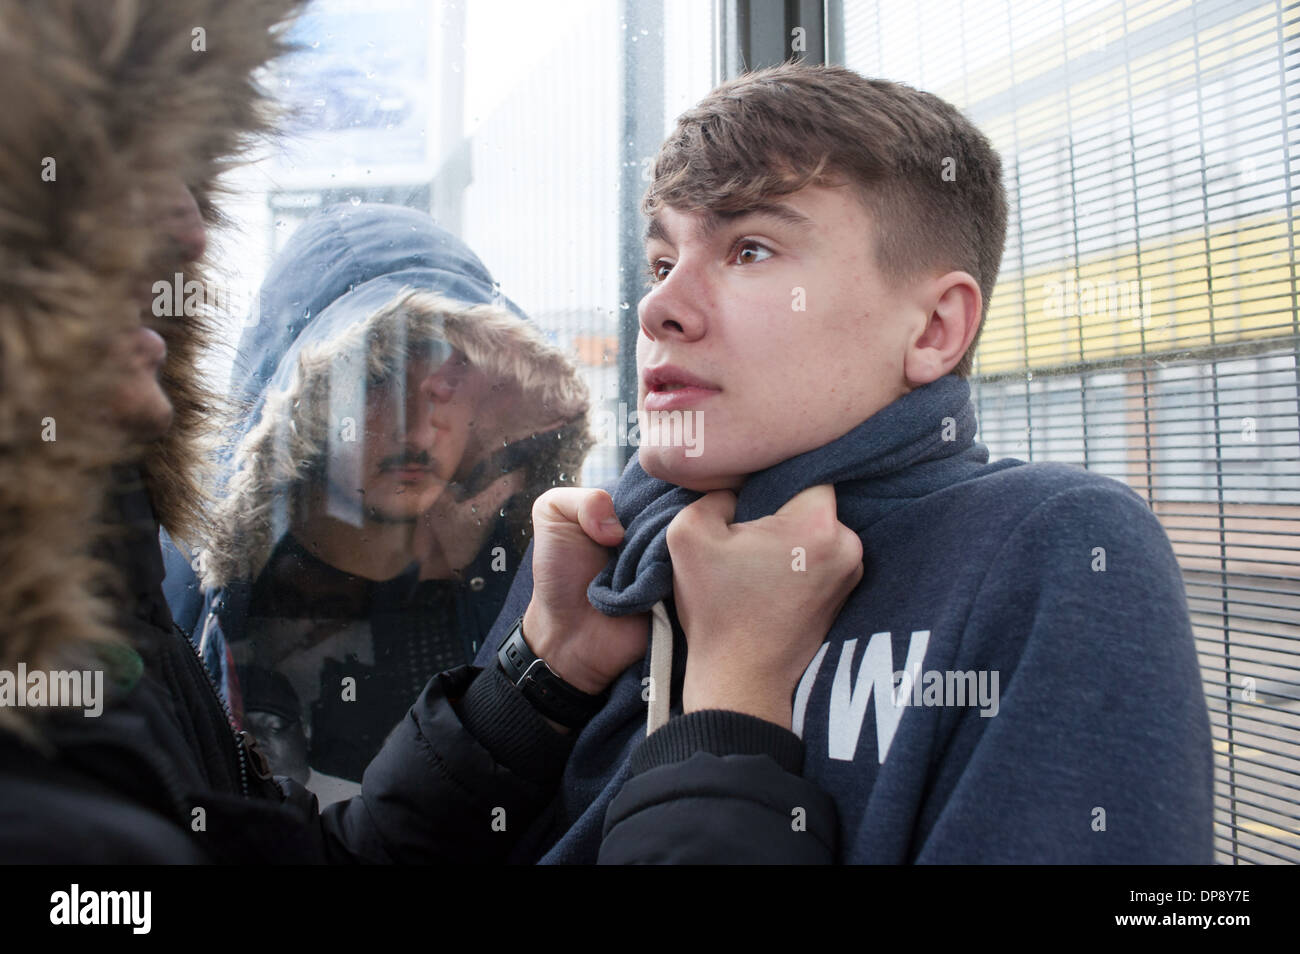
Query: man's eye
[[647, 260, 672, 283], [734, 241, 772, 265]]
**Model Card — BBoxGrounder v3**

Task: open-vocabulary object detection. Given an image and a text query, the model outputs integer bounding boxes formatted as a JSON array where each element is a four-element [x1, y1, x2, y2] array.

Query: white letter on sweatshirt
[[828, 631, 931, 763], [791, 643, 829, 738]]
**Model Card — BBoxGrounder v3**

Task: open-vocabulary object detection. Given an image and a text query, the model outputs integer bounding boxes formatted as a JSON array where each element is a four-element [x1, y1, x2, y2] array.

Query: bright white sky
[[461, 0, 607, 134]]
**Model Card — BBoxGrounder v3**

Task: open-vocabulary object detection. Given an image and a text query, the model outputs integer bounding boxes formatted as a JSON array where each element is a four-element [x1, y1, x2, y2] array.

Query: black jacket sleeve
[[301, 664, 573, 863], [598, 710, 838, 864]]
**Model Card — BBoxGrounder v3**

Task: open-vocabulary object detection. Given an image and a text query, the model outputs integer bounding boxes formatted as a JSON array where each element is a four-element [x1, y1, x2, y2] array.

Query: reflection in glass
[[172, 203, 593, 802]]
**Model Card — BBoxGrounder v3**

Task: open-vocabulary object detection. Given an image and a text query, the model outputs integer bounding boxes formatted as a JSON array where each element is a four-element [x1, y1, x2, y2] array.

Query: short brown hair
[[644, 63, 1007, 378]]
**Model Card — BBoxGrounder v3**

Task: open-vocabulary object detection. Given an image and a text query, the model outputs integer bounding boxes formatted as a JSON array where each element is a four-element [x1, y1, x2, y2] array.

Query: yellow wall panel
[[976, 214, 1294, 374]]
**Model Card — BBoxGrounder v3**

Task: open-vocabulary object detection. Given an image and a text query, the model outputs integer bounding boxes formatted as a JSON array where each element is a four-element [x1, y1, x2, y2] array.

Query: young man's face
[[109, 181, 209, 440], [106, 325, 173, 439], [636, 182, 920, 491], [325, 349, 486, 523]]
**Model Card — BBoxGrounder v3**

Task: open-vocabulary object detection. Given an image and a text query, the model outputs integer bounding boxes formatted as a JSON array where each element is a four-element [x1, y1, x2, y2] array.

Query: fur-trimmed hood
[[0, 0, 301, 732], [186, 202, 594, 591]]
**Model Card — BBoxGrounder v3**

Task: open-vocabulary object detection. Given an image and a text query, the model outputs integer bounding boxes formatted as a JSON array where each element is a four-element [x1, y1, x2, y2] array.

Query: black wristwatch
[[496, 615, 607, 729]]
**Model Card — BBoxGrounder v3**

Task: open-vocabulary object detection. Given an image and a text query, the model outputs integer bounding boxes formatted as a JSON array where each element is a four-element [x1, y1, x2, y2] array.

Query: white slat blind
[[842, 0, 1300, 864]]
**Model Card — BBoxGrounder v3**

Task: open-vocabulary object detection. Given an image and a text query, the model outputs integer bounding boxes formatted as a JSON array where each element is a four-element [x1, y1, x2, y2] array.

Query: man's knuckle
[[838, 526, 863, 558]]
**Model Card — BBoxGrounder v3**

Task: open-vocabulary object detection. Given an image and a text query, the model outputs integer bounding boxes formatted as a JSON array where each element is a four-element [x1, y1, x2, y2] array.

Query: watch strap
[[496, 616, 607, 729]]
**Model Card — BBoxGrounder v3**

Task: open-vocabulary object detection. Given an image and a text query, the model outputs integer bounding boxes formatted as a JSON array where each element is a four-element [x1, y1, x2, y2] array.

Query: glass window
[[183, 0, 716, 801]]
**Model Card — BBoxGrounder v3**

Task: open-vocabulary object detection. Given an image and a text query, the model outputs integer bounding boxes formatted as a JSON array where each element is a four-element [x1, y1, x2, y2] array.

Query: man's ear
[[903, 271, 982, 386]]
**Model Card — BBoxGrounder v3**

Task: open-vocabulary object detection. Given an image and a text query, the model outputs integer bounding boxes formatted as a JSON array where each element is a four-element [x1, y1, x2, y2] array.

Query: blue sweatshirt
[[476, 373, 1215, 863]]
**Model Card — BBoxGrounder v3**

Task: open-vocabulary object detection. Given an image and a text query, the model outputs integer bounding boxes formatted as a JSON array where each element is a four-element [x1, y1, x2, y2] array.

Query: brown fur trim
[[0, 0, 303, 735]]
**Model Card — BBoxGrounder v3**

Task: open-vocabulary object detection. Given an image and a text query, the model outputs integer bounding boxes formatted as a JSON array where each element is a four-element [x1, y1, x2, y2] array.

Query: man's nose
[[401, 390, 441, 447], [419, 355, 463, 404], [638, 264, 708, 342], [160, 180, 207, 264], [400, 359, 460, 440]]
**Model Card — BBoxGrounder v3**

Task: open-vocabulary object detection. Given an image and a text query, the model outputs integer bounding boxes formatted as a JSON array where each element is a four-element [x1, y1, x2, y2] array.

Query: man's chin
[[639, 445, 742, 493], [366, 484, 445, 522], [112, 397, 174, 443]]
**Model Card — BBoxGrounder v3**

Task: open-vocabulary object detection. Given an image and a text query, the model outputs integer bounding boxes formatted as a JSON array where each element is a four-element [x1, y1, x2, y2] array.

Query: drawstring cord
[[646, 599, 673, 735]]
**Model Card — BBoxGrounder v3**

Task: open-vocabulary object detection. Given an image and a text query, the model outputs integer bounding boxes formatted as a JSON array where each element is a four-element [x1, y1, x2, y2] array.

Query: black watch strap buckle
[[497, 616, 606, 729]]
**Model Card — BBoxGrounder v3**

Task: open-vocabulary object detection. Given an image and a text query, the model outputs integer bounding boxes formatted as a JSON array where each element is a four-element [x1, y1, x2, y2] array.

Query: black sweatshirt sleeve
[[598, 710, 838, 864]]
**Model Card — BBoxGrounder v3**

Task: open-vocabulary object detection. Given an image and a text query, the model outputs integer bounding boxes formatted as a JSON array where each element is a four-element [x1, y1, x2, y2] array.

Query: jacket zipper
[[187, 615, 252, 797], [59, 625, 270, 854]]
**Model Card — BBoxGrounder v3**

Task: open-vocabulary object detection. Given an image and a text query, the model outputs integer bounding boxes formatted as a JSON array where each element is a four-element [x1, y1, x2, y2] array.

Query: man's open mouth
[[643, 364, 720, 393]]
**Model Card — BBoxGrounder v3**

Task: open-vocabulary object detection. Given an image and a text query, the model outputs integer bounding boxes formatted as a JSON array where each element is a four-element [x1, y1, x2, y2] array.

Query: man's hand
[[523, 488, 649, 696], [667, 484, 864, 728]]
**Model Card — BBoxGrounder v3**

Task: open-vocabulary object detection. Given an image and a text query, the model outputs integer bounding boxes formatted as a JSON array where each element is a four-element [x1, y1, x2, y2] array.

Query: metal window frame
[[717, 0, 829, 77]]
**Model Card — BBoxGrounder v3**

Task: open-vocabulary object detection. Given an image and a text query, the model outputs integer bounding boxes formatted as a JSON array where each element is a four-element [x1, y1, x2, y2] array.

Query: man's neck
[[293, 485, 417, 581]]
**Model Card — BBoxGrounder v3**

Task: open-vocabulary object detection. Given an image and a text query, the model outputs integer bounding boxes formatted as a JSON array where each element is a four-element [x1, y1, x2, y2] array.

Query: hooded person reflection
[[163, 203, 593, 803]]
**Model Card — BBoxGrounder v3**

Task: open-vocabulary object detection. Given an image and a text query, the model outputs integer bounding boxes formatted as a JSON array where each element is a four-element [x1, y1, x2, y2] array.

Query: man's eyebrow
[[708, 203, 816, 234], [644, 202, 815, 246], [645, 214, 671, 246]]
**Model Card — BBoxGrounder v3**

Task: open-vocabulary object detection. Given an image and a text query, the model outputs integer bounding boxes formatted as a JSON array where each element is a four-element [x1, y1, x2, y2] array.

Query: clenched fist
[[667, 484, 864, 728], [523, 488, 650, 696]]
